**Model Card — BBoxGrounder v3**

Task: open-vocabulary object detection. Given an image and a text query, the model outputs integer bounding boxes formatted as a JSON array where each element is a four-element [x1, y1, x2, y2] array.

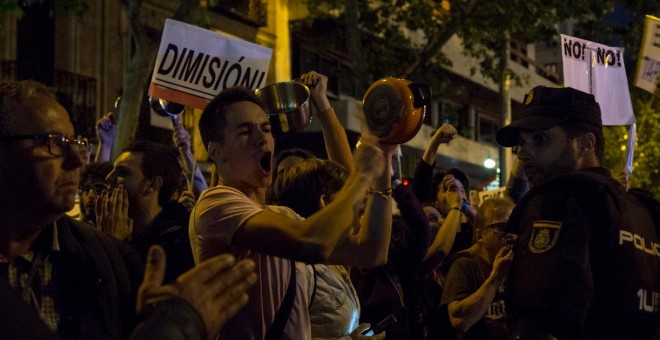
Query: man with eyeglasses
[[0, 80, 143, 338], [78, 162, 114, 226], [440, 197, 515, 339]]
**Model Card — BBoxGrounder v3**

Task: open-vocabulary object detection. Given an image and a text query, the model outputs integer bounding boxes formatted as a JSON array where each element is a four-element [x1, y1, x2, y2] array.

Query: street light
[[484, 156, 496, 169]]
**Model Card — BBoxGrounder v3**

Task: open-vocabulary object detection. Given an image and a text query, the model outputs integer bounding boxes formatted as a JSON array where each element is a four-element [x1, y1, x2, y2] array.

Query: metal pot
[[362, 77, 431, 143], [149, 96, 185, 124], [254, 81, 311, 135]]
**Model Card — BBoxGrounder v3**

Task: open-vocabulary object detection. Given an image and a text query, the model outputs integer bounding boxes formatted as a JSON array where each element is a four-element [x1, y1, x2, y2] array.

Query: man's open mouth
[[259, 152, 272, 173]]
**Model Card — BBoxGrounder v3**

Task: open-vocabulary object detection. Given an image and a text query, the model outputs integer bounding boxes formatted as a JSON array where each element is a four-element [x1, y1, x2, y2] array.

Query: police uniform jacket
[[504, 167, 660, 339]]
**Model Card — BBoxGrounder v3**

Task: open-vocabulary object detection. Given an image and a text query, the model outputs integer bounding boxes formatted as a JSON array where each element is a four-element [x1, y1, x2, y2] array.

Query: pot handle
[[408, 82, 432, 108]]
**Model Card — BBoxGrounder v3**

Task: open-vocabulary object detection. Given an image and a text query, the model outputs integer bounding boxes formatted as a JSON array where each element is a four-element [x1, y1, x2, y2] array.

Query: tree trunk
[[112, 0, 197, 159]]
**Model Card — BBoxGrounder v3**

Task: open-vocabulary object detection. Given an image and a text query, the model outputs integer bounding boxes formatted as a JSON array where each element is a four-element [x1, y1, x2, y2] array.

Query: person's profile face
[[107, 151, 148, 209], [518, 126, 578, 185], [80, 181, 106, 218], [436, 175, 465, 213], [423, 205, 442, 236], [0, 96, 83, 214], [215, 101, 275, 191]]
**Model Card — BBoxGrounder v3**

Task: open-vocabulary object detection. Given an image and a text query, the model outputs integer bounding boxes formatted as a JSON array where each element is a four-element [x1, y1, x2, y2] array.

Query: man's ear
[[207, 141, 223, 162], [147, 175, 163, 193], [578, 132, 596, 152], [319, 194, 328, 209]]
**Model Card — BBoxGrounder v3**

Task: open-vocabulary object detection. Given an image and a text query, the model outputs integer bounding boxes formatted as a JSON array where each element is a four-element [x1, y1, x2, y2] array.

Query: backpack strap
[[308, 265, 318, 309], [265, 260, 296, 340]]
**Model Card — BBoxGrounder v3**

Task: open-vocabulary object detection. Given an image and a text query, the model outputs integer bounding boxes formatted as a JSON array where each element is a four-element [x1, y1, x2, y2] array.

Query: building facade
[[0, 0, 560, 192]]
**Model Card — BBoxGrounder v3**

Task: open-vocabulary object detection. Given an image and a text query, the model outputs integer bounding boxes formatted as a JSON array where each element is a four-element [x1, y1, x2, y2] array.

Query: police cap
[[496, 86, 602, 147]]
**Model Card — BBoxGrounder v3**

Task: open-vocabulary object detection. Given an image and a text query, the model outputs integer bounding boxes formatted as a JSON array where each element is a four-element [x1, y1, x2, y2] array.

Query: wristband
[[461, 199, 472, 212], [367, 187, 393, 201]]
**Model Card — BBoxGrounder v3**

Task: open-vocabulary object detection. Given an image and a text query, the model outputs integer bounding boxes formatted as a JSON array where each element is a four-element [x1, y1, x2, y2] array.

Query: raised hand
[[432, 123, 458, 145], [96, 112, 116, 145], [353, 137, 387, 181], [173, 121, 192, 152], [490, 247, 514, 286], [137, 245, 257, 338], [96, 185, 133, 241], [95, 112, 116, 162], [300, 71, 331, 111]]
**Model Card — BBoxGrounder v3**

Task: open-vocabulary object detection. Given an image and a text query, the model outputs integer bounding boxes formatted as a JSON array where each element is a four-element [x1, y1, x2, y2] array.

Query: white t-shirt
[[190, 185, 311, 340]]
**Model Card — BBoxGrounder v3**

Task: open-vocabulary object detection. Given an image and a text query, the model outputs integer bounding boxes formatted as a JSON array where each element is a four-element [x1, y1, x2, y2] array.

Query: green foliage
[[605, 95, 660, 198], [300, 0, 615, 97], [574, 1, 660, 196], [0, 0, 25, 20], [604, 94, 660, 197], [299, 0, 455, 95], [629, 96, 660, 197]]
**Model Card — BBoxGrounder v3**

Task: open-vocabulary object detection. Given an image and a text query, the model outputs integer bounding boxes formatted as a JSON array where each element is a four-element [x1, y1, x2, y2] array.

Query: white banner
[[634, 15, 660, 95], [477, 187, 507, 207], [560, 34, 635, 125], [149, 19, 273, 109]]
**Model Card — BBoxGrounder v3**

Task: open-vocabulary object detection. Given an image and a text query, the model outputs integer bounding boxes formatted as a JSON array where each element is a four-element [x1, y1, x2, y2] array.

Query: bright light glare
[[484, 157, 496, 169]]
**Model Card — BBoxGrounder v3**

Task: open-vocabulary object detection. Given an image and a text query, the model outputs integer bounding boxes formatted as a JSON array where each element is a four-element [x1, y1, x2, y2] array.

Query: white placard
[[477, 187, 507, 207], [560, 34, 635, 125], [149, 19, 273, 109], [634, 15, 660, 95]]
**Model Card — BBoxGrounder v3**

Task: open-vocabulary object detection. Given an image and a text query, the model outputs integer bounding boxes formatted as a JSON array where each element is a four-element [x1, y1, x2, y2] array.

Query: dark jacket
[[352, 184, 430, 340], [130, 201, 193, 283], [505, 168, 660, 339], [0, 215, 143, 340]]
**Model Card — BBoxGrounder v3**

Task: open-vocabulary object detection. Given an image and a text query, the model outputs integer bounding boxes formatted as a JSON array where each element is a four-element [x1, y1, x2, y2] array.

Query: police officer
[[496, 86, 660, 339]]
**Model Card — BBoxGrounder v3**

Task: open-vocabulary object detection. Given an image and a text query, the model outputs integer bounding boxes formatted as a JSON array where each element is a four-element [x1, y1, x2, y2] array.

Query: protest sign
[[477, 187, 507, 207], [634, 15, 660, 95], [149, 19, 273, 109], [561, 34, 635, 126]]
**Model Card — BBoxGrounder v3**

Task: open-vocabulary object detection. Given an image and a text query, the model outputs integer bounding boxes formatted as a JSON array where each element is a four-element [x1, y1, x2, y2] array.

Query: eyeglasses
[[81, 182, 107, 193], [0, 133, 89, 157], [486, 222, 515, 239]]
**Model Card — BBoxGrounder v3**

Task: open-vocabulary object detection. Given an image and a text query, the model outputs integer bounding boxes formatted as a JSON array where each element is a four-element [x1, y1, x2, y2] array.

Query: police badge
[[529, 220, 562, 253]]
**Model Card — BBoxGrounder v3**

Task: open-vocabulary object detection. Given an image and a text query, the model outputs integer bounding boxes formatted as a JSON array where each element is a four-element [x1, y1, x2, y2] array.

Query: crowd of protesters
[[0, 69, 657, 340]]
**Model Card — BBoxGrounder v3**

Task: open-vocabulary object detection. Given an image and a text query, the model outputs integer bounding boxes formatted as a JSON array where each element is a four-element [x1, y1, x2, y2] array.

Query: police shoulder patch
[[529, 220, 562, 253]]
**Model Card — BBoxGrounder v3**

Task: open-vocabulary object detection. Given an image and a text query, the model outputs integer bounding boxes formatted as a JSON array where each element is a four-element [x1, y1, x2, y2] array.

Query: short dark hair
[[558, 121, 605, 162], [0, 80, 58, 136], [123, 141, 181, 207], [273, 158, 348, 218], [431, 167, 470, 197], [199, 86, 264, 149], [81, 162, 113, 186], [276, 148, 315, 166]]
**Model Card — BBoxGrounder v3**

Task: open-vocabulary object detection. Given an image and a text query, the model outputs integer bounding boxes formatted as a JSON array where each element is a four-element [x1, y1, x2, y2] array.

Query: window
[[510, 37, 529, 68], [478, 114, 499, 145], [208, 0, 268, 27], [291, 38, 359, 98], [440, 101, 460, 127], [544, 63, 558, 75]]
